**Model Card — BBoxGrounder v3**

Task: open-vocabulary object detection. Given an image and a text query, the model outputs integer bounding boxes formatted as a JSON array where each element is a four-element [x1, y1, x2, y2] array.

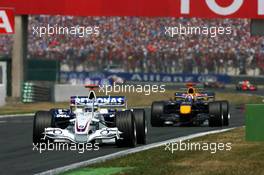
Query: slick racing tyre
[[208, 102, 223, 127], [116, 110, 137, 147], [151, 101, 165, 127], [33, 111, 53, 144], [133, 109, 147, 144], [221, 101, 229, 126]]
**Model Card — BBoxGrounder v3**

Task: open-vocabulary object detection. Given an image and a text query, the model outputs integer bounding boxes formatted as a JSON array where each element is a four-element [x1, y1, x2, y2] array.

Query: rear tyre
[[133, 109, 147, 144], [33, 111, 53, 144], [116, 110, 137, 147], [151, 101, 164, 127], [221, 101, 229, 126], [208, 102, 223, 127]]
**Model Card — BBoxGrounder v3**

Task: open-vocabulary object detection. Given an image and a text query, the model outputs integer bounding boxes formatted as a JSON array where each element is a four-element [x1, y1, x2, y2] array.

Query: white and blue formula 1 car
[[33, 85, 147, 147]]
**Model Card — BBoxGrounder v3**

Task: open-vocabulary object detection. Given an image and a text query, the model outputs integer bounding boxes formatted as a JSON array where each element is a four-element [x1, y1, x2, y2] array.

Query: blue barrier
[[60, 71, 231, 84]]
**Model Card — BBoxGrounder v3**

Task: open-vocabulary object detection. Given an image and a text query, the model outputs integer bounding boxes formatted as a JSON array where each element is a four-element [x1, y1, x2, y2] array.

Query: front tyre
[[33, 111, 53, 144], [116, 110, 137, 147], [151, 101, 165, 127], [133, 109, 147, 144], [221, 101, 229, 126], [208, 102, 223, 127]]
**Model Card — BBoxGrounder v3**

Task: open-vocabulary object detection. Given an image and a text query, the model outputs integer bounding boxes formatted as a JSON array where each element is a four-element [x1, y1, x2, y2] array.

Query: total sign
[[180, 0, 264, 16], [0, 8, 14, 34], [0, 0, 263, 18]]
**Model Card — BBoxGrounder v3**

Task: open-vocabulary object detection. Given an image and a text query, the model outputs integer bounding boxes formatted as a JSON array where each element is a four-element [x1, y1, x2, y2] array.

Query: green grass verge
[[62, 167, 133, 175], [0, 90, 262, 115], [0, 102, 68, 115], [63, 128, 264, 175]]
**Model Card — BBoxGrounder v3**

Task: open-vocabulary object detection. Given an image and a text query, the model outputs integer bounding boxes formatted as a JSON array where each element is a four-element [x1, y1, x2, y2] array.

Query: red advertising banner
[[0, 8, 14, 34], [0, 0, 263, 18]]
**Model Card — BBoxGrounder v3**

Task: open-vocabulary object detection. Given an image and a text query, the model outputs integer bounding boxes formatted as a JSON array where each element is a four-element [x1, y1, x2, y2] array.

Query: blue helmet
[[186, 95, 193, 102]]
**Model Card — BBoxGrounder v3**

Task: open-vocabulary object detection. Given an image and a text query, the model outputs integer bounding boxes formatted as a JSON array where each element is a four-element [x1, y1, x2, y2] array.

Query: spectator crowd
[[1, 15, 264, 75]]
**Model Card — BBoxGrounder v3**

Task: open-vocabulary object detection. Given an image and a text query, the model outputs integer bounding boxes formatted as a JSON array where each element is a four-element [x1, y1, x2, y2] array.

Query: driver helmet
[[186, 95, 193, 102], [74, 107, 85, 113]]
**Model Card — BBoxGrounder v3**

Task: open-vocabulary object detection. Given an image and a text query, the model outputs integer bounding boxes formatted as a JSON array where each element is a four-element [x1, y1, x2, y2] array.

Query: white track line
[[35, 127, 238, 175]]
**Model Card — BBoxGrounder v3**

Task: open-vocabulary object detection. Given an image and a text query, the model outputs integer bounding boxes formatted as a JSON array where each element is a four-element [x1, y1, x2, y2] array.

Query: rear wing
[[175, 92, 215, 99], [178, 87, 205, 92], [70, 96, 127, 108]]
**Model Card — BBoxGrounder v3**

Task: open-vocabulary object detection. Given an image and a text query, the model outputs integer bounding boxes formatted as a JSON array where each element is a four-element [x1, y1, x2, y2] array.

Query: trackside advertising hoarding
[[0, 8, 14, 34], [60, 72, 231, 85], [0, 0, 263, 18]]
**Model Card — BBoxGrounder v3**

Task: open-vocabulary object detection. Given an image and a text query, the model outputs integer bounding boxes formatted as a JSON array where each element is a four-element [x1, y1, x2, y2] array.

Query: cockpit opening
[[188, 88, 194, 94]]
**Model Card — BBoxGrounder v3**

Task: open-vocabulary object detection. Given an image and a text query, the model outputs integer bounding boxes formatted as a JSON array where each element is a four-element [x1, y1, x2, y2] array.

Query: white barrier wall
[[0, 62, 6, 106], [0, 86, 6, 106], [54, 84, 90, 102]]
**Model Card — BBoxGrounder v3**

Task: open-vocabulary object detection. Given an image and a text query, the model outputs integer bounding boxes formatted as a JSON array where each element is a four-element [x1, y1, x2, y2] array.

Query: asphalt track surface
[[0, 89, 262, 175]]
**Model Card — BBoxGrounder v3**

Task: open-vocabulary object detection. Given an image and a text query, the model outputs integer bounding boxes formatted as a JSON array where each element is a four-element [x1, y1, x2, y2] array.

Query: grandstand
[[0, 16, 264, 76]]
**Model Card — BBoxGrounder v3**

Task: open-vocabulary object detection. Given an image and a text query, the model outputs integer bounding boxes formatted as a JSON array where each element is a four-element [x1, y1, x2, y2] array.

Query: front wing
[[43, 127, 122, 143]]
